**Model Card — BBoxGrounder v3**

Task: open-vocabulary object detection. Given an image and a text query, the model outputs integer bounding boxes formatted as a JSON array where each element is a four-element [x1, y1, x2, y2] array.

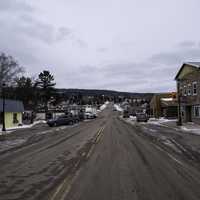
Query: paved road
[[0, 105, 200, 200]]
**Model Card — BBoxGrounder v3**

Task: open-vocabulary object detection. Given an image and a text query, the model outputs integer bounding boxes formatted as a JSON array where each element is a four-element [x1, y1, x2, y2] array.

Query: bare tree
[[0, 53, 24, 93]]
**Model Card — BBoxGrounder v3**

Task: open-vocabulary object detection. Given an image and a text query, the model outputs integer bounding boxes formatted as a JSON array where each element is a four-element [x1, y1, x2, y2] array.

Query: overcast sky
[[0, 0, 200, 92]]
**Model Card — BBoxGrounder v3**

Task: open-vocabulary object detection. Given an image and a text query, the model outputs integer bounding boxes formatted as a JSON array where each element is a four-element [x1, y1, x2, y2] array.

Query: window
[[183, 86, 187, 96], [193, 82, 197, 95], [13, 113, 18, 124], [188, 87, 191, 96], [194, 106, 200, 117]]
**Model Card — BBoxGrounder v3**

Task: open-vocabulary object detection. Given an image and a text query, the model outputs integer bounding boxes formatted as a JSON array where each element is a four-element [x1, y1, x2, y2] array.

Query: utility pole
[[2, 82, 6, 131], [177, 79, 182, 126]]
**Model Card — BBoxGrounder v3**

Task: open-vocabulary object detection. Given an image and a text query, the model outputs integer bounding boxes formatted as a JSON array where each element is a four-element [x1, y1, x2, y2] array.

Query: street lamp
[[2, 82, 6, 131], [177, 79, 182, 126]]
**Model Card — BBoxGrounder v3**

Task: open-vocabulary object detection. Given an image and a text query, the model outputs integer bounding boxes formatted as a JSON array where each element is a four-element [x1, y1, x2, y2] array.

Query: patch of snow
[[100, 102, 109, 110], [181, 126, 200, 136], [148, 117, 176, 125], [129, 115, 136, 120], [0, 120, 46, 135], [161, 98, 174, 101], [114, 104, 123, 112]]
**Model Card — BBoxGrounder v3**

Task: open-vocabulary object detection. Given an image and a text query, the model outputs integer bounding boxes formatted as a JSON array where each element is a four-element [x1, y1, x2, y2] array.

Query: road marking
[[87, 126, 105, 159], [50, 126, 105, 200]]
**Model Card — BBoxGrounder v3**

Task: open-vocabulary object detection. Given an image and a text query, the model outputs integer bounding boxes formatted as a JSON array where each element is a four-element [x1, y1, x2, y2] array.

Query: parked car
[[84, 112, 97, 119], [123, 110, 129, 118], [136, 113, 149, 122], [47, 114, 74, 127]]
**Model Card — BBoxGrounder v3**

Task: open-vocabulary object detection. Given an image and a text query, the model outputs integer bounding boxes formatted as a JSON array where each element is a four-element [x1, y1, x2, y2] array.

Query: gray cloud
[[150, 43, 200, 65], [18, 15, 55, 44], [1, 0, 200, 92], [178, 41, 196, 48], [0, 0, 33, 12], [97, 48, 108, 53]]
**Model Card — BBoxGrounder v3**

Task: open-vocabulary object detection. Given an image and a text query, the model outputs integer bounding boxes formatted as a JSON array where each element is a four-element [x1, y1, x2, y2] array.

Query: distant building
[[0, 99, 24, 129], [150, 93, 177, 119], [175, 62, 200, 123]]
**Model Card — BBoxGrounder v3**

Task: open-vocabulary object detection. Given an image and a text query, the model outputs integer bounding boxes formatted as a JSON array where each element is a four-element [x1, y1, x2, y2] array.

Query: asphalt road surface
[[0, 105, 200, 200]]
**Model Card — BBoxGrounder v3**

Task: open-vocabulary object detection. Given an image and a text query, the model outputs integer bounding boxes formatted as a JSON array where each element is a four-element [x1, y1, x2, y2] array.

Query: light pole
[[177, 79, 182, 126], [2, 82, 6, 131]]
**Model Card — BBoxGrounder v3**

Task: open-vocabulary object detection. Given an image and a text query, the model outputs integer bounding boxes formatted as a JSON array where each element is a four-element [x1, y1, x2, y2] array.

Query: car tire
[[54, 122, 57, 127]]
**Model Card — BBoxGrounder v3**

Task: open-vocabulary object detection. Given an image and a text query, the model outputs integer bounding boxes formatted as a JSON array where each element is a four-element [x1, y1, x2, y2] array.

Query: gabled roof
[[185, 62, 200, 68], [0, 99, 24, 112], [175, 62, 200, 80]]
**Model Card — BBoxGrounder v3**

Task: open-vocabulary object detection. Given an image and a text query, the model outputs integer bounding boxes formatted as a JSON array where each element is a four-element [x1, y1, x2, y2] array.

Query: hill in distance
[[56, 88, 154, 100]]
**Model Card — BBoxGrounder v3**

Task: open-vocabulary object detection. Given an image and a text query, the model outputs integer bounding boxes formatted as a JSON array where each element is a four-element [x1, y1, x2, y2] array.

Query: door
[[186, 106, 192, 122]]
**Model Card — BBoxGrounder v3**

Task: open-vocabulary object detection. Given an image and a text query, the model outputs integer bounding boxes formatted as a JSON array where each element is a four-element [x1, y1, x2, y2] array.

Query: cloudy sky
[[0, 0, 200, 92]]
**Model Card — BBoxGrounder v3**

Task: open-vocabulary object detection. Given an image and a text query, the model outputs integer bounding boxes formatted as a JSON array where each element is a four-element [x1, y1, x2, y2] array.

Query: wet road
[[0, 105, 200, 200]]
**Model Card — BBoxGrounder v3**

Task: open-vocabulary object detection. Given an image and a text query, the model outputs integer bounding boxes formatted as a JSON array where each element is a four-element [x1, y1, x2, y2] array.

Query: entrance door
[[186, 106, 192, 122]]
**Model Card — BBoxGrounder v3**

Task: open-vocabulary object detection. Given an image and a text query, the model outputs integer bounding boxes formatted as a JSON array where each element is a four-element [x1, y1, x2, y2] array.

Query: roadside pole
[[2, 83, 6, 132], [177, 79, 182, 126]]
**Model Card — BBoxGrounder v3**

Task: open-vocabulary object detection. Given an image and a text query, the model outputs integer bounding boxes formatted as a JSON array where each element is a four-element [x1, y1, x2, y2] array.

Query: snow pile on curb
[[129, 115, 136, 120], [114, 104, 123, 112], [100, 101, 109, 111], [0, 120, 46, 135], [148, 118, 176, 125], [181, 126, 200, 136]]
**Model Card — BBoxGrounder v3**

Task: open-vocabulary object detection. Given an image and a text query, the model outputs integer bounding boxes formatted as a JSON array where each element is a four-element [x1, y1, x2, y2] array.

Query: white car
[[84, 112, 97, 119]]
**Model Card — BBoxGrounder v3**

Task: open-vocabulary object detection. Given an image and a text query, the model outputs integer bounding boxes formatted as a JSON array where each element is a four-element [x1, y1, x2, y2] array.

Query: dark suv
[[47, 114, 74, 127], [136, 113, 149, 122]]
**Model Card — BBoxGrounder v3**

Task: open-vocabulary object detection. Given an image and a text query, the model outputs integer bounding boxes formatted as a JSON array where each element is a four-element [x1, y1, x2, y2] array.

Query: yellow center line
[[51, 126, 105, 200]]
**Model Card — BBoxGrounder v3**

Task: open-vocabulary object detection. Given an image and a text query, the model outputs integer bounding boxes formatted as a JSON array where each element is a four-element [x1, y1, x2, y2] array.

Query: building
[[0, 99, 24, 129], [175, 62, 200, 124], [150, 93, 177, 119]]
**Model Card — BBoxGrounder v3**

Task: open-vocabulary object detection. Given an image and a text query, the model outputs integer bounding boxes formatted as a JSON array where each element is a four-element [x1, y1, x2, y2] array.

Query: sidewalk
[[148, 118, 200, 136]]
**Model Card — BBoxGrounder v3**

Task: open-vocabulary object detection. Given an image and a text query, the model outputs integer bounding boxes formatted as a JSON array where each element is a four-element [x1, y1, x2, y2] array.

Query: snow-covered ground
[[0, 120, 46, 135], [180, 125, 200, 136], [147, 117, 177, 125], [100, 101, 109, 111], [114, 104, 123, 112]]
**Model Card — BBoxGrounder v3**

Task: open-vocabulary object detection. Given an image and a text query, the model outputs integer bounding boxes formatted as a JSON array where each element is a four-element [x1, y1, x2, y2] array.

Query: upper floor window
[[188, 84, 191, 96], [183, 86, 187, 96], [193, 82, 197, 95]]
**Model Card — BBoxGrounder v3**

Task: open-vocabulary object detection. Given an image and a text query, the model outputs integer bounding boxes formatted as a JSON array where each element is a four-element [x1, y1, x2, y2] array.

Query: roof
[[0, 99, 24, 112], [175, 62, 200, 80], [185, 62, 200, 68]]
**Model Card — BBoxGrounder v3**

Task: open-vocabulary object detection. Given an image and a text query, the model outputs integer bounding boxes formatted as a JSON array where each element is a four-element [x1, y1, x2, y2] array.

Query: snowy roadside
[[121, 116, 200, 157], [0, 120, 46, 135], [114, 104, 123, 112], [100, 101, 109, 111], [148, 118, 200, 136]]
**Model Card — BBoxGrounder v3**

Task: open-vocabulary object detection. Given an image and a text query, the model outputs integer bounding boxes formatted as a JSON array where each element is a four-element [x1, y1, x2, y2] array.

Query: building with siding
[[175, 62, 200, 124], [0, 99, 24, 129], [150, 93, 177, 119]]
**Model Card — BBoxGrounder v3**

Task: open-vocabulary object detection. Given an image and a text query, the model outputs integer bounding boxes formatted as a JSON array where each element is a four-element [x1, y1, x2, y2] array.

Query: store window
[[194, 106, 200, 117]]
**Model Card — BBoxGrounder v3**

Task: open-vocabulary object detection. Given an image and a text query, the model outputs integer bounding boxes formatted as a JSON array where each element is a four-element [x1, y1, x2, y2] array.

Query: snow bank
[[0, 120, 46, 135], [114, 104, 123, 112], [100, 101, 109, 111], [148, 117, 176, 125], [181, 126, 200, 136]]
